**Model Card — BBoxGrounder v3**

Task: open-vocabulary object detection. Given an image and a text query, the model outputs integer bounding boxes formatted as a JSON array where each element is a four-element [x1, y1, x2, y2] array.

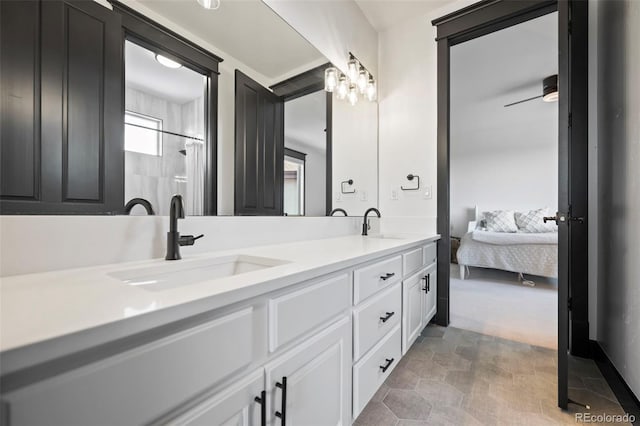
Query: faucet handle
[[179, 234, 204, 246]]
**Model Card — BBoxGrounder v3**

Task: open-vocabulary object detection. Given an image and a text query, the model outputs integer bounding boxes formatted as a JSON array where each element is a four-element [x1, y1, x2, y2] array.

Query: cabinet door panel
[[265, 317, 351, 426], [168, 370, 264, 426], [402, 267, 428, 355], [0, 0, 40, 200]]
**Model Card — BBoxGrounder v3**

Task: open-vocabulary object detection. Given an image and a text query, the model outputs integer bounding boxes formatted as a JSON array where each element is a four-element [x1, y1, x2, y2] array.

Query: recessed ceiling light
[[196, 0, 220, 10], [155, 54, 182, 69]]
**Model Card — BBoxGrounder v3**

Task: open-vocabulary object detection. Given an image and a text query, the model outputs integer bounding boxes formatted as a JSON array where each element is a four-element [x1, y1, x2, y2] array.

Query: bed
[[456, 208, 558, 280]]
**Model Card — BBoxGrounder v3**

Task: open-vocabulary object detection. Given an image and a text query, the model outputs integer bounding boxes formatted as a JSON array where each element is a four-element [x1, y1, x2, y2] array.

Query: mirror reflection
[[124, 41, 207, 216]]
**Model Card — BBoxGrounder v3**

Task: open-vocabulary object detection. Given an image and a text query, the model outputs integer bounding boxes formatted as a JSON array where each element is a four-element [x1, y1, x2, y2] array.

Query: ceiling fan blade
[[504, 94, 543, 108]]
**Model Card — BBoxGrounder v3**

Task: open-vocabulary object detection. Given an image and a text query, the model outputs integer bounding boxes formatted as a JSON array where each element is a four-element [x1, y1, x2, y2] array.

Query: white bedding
[[457, 232, 558, 278], [471, 230, 558, 245]]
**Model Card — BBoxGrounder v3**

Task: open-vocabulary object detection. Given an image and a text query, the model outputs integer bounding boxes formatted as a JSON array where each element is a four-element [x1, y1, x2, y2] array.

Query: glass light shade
[[347, 58, 359, 83], [348, 85, 358, 106], [336, 75, 348, 100], [324, 67, 338, 92], [366, 78, 377, 102], [155, 54, 182, 69], [357, 69, 369, 94], [197, 0, 221, 9]]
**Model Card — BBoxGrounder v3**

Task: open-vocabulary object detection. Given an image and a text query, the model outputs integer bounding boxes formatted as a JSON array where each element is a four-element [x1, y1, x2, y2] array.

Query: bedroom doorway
[[432, 0, 589, 410], [448, 13, 559, 349]]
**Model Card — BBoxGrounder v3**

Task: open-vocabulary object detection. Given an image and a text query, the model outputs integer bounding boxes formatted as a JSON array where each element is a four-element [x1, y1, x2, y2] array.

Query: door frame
[[271, 65, 334, 215], [432, 0, 589, 408]]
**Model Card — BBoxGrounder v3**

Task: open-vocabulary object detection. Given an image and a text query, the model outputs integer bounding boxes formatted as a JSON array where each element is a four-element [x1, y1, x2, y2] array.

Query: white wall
[[263, 0, 378, 76], [0, 216, 362, 277], [332, 95, 379, 216]]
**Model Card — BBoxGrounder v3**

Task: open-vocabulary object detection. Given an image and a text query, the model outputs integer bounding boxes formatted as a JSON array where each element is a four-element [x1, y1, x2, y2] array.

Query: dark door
[[0, 0, 123, 214], [557, 0, 589, 409], [235, 70, 284, 216]]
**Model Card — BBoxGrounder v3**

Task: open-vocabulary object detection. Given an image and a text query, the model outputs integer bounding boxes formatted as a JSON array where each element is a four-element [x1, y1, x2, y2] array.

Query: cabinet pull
[[423, 275, 430, 293], [275, 376, 287, 425], [254, 390, 266, 426], [427, 274, 430, 292], [380, 358, 395, 373], [379, 311, 395, 323], [380, 272, 395, 281]]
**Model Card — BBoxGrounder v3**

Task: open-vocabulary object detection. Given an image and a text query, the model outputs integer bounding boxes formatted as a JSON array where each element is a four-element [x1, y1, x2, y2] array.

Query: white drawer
[[353, 282, 401, 361], [353, 325, 402, 419], [403, 247, 424, 277], [269, 273, 351, 352], [5, 307, 260, 426], [423, 242, 437, 266], [353, 255, 402, 304]]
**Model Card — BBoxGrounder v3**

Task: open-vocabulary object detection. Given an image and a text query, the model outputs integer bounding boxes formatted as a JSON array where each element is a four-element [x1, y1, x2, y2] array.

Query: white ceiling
[[285, 91, 326, 152], [125, 41, 206, 104], [451, 12, 558, 155], [355, 0, 457, 32], [134, 0, 325, 80]]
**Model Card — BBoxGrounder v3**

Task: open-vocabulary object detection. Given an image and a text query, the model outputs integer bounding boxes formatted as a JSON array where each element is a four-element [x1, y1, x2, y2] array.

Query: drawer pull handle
[[254, 390, 266, 426], [275, 376, 287, 425], [380, 272, 395, 281], [380, 358, 395, 373], [379, 311, 395, 323]]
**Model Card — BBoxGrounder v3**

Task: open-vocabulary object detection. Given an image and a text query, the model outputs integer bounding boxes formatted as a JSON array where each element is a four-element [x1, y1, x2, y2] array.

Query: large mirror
[[125, 0, 379, 217]]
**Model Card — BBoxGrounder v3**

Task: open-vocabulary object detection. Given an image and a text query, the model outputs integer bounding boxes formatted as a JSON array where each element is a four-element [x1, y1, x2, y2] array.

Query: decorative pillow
[[515, 208, 558, 233], [483, 210, 518, 233]]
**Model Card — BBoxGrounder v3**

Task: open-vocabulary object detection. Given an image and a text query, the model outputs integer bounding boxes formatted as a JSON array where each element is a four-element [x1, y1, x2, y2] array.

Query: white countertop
[[0, 233, 438, 372]]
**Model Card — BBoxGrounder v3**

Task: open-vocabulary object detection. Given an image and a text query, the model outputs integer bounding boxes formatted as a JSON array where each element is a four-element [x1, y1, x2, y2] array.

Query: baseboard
[[590, 340, 640, 423]]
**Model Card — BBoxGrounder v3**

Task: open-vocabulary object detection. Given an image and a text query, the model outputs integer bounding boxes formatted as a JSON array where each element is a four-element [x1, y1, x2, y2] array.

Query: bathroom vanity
[[0, 234, 438, 425]]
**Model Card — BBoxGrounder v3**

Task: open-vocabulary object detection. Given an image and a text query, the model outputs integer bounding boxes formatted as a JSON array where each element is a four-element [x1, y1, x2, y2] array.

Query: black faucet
[[362, 207, 381, 236], [166, 194, 204, 260], [124, 198, 155, 215], [330, 208, 348, 216]]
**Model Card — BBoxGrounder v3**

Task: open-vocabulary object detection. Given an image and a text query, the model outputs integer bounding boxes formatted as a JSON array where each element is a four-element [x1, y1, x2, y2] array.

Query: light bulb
[[337, 75, 348, 100], [543, 91, 558, 102], [324, 67, 338, 92], [347, 58, 359, 83], [348, 85, 358, 106], [197, 0, 221, 9], [357, 69, 368, 94], [155, 54, 182, 69], [366, 78, 377, 102]]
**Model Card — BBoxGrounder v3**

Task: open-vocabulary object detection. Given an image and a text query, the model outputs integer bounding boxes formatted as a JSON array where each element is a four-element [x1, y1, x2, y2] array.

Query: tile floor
[[355, 325, 630, 425]]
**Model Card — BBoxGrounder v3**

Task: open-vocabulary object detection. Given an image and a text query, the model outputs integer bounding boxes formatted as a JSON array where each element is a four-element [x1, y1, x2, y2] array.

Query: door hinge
[[568, 297, 573, 311], [568, 113, 572, 127]]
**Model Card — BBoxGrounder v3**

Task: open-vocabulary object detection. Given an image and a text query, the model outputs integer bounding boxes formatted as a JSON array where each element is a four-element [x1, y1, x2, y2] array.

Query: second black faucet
[[362, 207, 381, 236], [166, 194, 204, 260]]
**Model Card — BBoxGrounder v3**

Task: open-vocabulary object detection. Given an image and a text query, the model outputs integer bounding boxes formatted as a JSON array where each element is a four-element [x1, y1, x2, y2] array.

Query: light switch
[[360, 190, 368, 201], [391, 188, 399, 200], [423, 185, 432, 200]]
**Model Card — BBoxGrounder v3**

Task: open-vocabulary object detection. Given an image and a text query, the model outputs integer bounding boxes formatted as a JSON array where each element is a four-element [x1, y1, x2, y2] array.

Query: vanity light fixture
[[325, 52, 376, 105], [348, 85, 358, 106], [324, 67, 338, 92], [196, 0, 221, 10], [336, 75, 349, 100], [155, 54, 182, 69]]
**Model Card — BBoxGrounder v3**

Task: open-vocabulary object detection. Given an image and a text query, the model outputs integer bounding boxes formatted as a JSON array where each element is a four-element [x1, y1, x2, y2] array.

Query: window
[[124, 111, 163, 156]]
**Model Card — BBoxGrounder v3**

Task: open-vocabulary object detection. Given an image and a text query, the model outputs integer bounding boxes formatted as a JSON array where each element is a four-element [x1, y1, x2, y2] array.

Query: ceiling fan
[[504, 74, 558, 107]]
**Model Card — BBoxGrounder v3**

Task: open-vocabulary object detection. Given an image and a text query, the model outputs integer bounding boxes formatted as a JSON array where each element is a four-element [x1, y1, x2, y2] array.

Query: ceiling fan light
[[196, 0, 220, 10], [542, 74, 558, 102]]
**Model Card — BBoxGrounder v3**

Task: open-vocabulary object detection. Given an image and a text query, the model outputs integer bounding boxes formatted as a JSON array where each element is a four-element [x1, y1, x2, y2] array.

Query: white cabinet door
[[168, 370, 265, 426], [265, 317, 351, 426], [402, 268, 427, 355], [423, 265, 437, 325]]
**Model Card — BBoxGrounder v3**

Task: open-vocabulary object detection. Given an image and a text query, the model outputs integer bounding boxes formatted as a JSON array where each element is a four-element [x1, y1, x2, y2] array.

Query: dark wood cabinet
[[235, 71, 284, 216], [1, 0, 123, 214]]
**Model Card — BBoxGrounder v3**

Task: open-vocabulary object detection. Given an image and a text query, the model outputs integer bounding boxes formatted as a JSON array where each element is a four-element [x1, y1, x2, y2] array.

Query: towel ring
[[401, 174, 420, 191]]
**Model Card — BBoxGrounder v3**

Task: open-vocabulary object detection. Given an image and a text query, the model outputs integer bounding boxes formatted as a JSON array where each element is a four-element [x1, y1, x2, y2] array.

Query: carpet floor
[[450, 264, 558, 349]]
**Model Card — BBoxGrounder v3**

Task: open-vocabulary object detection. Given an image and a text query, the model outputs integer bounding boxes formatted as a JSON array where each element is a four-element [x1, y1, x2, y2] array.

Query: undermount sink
[[109, 255, 289, 292], [368, 234, 406, 240]]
